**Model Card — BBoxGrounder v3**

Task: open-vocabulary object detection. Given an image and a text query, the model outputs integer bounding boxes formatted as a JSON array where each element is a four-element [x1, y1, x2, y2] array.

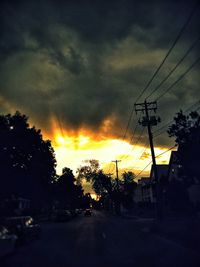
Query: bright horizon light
[[42, 118, 174, 193], [47, 132, 172, 179]]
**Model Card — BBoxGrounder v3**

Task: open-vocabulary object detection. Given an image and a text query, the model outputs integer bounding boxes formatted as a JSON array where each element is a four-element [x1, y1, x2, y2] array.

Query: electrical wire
[[131, 141, 149, 167], [135, 0, 199, 104], [153, 100, 200, 138], [122, 106, 135, 140], [135, 145, 177, 179], [106, 0, 199, 174], [146, 36, 200, 100], [155, 56, 200, 101], [130, 121, 139, 144]]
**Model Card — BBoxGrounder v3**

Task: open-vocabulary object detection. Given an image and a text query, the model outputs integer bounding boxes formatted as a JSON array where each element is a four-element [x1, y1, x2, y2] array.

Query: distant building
[[134, 177, 154, 204]]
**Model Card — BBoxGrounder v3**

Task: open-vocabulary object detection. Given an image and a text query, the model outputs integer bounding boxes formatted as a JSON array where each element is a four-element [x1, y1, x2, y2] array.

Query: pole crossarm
[[135, 101, 157, 113], [135, 101, 160, 127]]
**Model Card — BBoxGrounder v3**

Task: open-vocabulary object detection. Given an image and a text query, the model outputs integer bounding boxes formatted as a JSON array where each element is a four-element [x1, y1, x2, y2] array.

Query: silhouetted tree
[[0, 111, 56, 208], [55, 167, 84, 209], [82, 193, 92, 209], [92, 170, 113, 196], [120, 172, 134, 209], [77, 160, 112, 197], [122, 171, 136, 186], [168, 110, 200, 184], [77, 159, 100, 183], [121, 171, 137, 209], [77, 160, 116, 211], [166, 110, 200, 214]]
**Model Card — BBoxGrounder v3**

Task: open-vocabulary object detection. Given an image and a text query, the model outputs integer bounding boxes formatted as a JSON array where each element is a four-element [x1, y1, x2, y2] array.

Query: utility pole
[[135, 100, 162, 220], [112, 160, 121, 192], [112, 160, 121, 215]]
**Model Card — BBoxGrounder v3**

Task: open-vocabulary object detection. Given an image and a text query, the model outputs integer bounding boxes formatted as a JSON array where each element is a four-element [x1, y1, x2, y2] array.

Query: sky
[[0, 0, 200, 183]]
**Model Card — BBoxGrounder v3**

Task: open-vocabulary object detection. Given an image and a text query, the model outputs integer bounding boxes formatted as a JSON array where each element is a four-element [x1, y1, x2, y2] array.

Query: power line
[[131, 141, 149, 166], [130, 120, 139, 143], [143, 103, 200, 183], [122, 106, 135, 140], [118, 126, 145, 162], [108, 101, 200, 177], [135, 145, 176, 179], [133, 102, 191, 168], [120, 118, 143, 161], [129, 110, 155, 162], [126, 111, 154, 162], [146, 36, 200, 100], [137, 143, 149, 160], [135, 161, 153, 179], [155, 56, 200, 101], [105, 118, 140, 173], [155, 145, 177, 158], [105, 115, 139, 173], [134, 100, 200, 178], [153, 100, 200, 138], [107, 0, 199, 174], [135, 0, 199, 104], [131, 126, 145, 147]]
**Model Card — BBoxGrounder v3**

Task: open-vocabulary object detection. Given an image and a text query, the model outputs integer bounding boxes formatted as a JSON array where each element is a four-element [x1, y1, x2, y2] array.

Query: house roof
[[169, 151, 178, 164], [150, 164, 169, 181]]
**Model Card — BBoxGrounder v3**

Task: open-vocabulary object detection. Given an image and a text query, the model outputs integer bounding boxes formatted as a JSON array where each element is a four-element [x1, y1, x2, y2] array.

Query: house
[[134, 177, 154, 204], [134, 164, 169, 205], [0, 195, 30, 217], [149, 164, 169, 203], [168, 150, 200, 210], [168, 151, 182, 182], [150, 164, 169, 183], [134, 150, 200, 211], [188, 182, 200, 209]]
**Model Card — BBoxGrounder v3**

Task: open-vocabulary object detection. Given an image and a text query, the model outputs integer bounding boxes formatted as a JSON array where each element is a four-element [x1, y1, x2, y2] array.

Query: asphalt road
[[1, 210, 200, 267]]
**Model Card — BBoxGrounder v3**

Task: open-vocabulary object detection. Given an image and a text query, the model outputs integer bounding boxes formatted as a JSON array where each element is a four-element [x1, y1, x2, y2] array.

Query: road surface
[[1, 211, 200, 267]]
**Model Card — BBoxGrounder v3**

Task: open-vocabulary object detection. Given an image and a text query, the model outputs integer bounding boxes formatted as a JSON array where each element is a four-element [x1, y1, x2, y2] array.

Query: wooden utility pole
[[112, 160, 121, 215], [112, 160, 121, 192], [135, 100, 162, 219]]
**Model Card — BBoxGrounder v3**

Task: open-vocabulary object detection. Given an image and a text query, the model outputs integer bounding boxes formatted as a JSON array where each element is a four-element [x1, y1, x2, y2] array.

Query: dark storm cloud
[[0, 0, 199, 146]]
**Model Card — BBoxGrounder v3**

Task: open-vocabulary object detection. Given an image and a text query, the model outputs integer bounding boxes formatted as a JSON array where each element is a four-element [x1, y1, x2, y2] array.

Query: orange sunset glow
[[43, 118, 173, 178]]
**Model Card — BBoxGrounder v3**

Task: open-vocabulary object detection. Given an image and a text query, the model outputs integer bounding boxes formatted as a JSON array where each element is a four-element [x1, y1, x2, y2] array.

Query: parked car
[[0, 225, 17, 258], [70, 209, 78, 218], [75, 208, 82, 215], [84, 209, 92, 217], [4, 216, 40, 244], [50, 210, 71, 222]]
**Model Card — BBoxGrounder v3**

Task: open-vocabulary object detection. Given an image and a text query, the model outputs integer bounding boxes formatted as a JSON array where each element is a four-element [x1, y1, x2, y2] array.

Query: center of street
[[2, 211, 200, 267]]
